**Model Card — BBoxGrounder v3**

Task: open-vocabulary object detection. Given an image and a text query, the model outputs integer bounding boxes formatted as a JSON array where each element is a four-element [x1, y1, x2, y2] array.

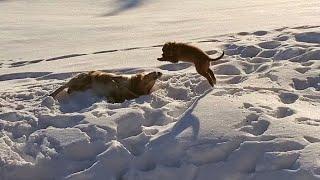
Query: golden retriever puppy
[[49, 70, 162, 103], [157, 42, 224, 87]]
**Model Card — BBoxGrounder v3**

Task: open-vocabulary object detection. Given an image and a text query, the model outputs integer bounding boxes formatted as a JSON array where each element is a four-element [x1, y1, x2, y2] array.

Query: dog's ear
[[163, 42, 174, 52], [162, 42, 169, 51], [131, 73, 143, 84], [88, 71, 97, 76], [163, 41, 174, 47], [166, 42, 178, 57], [136, 73, 143, 80]]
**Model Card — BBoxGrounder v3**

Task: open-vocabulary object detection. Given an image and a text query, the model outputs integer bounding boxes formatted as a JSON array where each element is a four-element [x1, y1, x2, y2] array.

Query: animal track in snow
[[295, 67, 311, 74], [243, 102, 254, 109], [273, 47, 306, 61], [224, 43, 246, 55], [274, 35, 290, 41], [237, 32, 250, 36], [6, 59, 45, 68], [270, 107, 295, 118], [197, 39, 220, 43], [253, 30, 269, 36], [257, 50, 277, 58], [296, 117, 320, 126], [205, 49, 219, 55], [236, 113, 259, 128], [0, 72, 51, 81], [3, 43, 160, 68], [236, 106, 272, 136], [185, 140, 241, 165], [249, 57, 273, 63], [292, 76, 320, 91], [240, 61, 261, 74], [240, 45, 262, 58], [278, 92, 299, 104], [5, 53, 88, 68], [220, 75, 248, 84], [93, 49, 118, 54], [258, 41, 281, 49], [10, 60, 29, 67], [295, 32, 320, 44], [255, 151, 300, 172], [214, 64, 242, 75], [300, 61, 314, 66], [304, 136, 320, 143], [290, 49, 320, 62], [46, 53, 87, 61], [240, 117, 270, 136], [292, 25, 320, 30]]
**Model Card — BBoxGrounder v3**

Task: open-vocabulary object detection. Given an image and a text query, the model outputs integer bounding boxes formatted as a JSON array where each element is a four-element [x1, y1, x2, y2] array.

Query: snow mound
[[295, 32, 320, 43]]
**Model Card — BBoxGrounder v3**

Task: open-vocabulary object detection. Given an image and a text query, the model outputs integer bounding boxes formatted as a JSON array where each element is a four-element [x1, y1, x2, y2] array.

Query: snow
[[1, 0, 320, 180]]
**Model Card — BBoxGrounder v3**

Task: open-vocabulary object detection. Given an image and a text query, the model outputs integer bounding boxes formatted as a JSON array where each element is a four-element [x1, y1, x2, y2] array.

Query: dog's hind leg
[[203, 72, 214, 87], [207, 68, 216, 85], [197, 69, 214, 87], [196, 64, 214, 87]]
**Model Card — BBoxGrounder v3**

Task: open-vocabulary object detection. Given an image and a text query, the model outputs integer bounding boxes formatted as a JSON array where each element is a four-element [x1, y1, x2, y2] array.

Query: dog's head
[[131, 71, 162, 95], [157, 42, 179, 63], [67, 73, 92, 94]]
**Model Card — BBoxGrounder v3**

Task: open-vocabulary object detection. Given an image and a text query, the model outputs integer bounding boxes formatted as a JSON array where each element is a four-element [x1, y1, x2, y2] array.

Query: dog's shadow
[[146, 90, 213, 148], [158, 63, 192, 71]]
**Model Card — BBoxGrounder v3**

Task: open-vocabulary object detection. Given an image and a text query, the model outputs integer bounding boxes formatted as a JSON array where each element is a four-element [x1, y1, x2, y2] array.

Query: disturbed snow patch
[[0, 72, 211, 180]]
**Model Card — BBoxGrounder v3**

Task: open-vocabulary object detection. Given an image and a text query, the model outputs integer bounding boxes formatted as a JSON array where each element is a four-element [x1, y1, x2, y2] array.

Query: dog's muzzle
[[153, 71, 162, 79], [145, 71, 163, 80], [157, 57, 165, 61]]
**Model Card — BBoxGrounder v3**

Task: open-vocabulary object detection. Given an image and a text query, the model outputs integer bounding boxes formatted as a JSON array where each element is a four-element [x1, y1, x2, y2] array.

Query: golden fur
[[157, 42, 224, 86], [49, 71, 162, 103]]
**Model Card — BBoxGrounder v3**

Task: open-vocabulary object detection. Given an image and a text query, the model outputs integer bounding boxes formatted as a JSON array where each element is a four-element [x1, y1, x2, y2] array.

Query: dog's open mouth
[[157, 54, 174, 61], [157, 57, 165, 61], [157, 54, 177, 62]]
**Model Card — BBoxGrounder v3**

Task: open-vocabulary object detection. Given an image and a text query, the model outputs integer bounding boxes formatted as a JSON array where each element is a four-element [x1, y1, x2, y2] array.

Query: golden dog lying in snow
[[49, 70, 162, 103]]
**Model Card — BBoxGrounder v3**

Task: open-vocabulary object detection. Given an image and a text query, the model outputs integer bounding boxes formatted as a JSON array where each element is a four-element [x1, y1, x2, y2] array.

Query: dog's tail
[[210, 50, 224, 61]]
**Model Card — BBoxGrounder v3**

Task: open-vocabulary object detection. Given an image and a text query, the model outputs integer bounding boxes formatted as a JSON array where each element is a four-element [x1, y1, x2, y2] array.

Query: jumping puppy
[[157, 42, 224, 87], [49, 70, 162, 103]]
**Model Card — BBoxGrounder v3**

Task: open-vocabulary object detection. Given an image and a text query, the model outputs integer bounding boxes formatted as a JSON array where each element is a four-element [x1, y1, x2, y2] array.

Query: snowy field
[[0, 0, 320, 180]]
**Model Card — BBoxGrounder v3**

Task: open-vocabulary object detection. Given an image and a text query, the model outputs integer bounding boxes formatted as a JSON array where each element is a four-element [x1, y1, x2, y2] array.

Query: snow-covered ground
[[0, 1, 320, 180]]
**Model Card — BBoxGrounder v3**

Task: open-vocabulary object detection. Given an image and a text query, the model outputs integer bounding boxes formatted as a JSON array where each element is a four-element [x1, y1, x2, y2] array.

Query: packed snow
[[1, 0, 320, 180]]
